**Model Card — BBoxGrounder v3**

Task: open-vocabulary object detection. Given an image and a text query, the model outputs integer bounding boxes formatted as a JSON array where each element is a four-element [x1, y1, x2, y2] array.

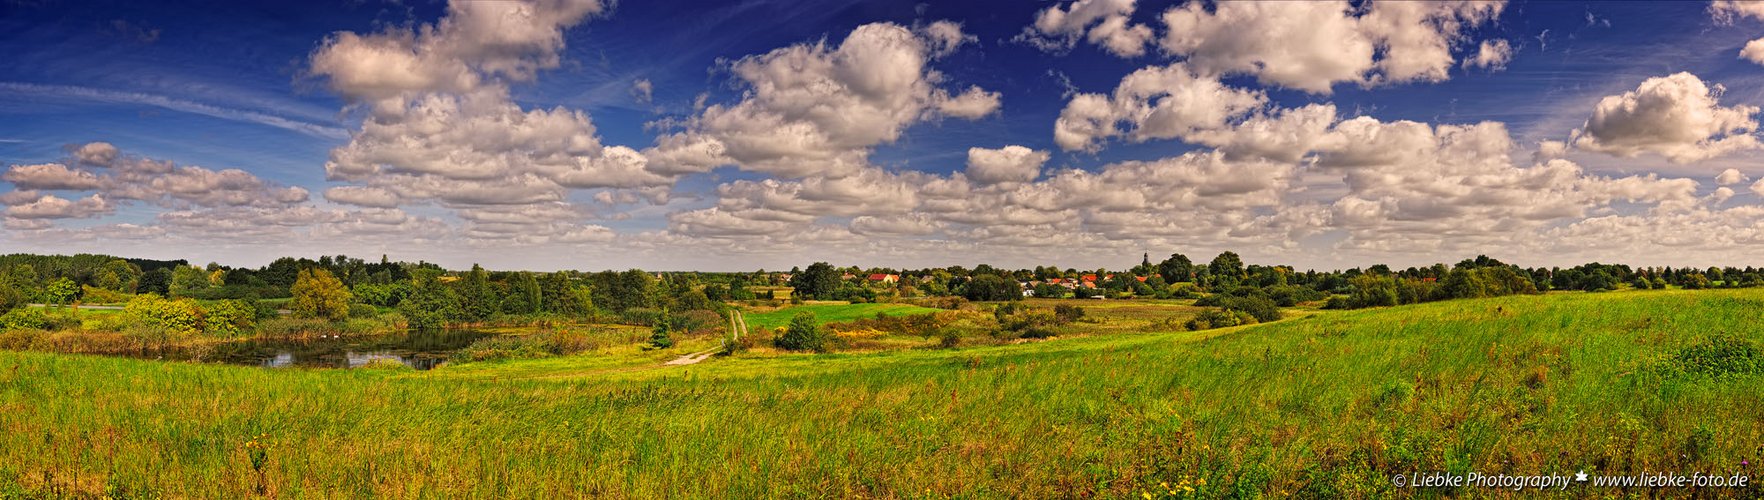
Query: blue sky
[[5, 0, 1764, 271]]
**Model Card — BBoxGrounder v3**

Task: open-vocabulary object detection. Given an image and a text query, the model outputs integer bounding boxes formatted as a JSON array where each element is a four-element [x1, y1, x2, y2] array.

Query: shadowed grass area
[[0, 290, 1760, 497]]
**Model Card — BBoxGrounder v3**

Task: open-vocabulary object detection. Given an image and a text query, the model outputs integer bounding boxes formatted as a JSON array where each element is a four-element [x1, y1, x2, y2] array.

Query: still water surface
[[138, 330, 495, 370]]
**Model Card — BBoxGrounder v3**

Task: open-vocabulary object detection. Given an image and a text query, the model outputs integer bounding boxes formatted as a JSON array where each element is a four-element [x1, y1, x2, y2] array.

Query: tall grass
[[0, 289, 1759, 497]]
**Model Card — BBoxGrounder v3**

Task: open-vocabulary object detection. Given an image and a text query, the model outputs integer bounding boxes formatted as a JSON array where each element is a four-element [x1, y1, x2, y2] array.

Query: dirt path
[[664, 350, 717, 366]]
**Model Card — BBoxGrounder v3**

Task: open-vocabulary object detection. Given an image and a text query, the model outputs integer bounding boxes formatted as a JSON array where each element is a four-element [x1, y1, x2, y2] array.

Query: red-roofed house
[[866, 273, 899, 284]]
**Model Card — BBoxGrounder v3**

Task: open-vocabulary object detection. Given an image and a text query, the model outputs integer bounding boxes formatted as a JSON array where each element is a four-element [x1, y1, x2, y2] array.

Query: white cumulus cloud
[[1574, 72, 1761, 163]]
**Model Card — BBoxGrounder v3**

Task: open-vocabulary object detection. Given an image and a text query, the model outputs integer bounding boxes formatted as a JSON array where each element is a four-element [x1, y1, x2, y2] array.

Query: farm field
[[2, 289, 1759, 497]]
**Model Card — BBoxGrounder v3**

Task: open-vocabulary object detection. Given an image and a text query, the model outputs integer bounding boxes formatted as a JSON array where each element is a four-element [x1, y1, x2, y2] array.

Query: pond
[[140, 330, 497, 370]]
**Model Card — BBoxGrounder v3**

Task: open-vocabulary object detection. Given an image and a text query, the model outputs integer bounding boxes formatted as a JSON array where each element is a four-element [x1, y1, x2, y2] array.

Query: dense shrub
[[1682, 274, 1711, 289], [620, 307, 719, 334], [775, 311, 827, 352], [1631, 276, 1654, 290], [79, 285, 129, 304], [1185, 309, 1255, 330], [0, 307, 49, 331], [0, 282, 22, 313], [830, 284, 877, 303], [1341, 266, 1538, 309], [352, 283, 411, 307], [1347, 275, 1399, 308], [348, 303, 378, 319], [1216, 295, 1280, 323], [1161, 283, 1200, 299], [124, 294, 205, 336], [618, 308, 665, 326], [990, 303, 1083, 338], [1442, 266, 1539, 298], [1052, 304, 1085, 323], [1265, 285, 1326, 307], [202, 300, 256, 336]]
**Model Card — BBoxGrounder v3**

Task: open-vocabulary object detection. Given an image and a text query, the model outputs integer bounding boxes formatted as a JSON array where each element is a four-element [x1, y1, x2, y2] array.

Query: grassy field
[[2, 290, 1761, 497], [1015, 298, 1212, 336], [740, 302, 943, 331]]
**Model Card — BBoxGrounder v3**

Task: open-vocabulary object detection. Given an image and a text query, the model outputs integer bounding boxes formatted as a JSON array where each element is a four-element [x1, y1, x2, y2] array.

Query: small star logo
[[1575, 470, 1588, 482]]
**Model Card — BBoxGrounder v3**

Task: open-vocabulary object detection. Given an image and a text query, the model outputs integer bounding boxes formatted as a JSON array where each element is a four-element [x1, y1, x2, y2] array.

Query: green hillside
[[1, 290, 1759, 497]]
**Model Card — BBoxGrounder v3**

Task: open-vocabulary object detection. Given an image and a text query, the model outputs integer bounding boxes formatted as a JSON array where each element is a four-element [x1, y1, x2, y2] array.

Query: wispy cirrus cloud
[[0, 82, 349, 140]]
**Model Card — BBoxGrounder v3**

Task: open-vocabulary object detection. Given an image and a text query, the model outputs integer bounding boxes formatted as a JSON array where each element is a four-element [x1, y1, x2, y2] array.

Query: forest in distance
[[0, 249, 1748, 359]]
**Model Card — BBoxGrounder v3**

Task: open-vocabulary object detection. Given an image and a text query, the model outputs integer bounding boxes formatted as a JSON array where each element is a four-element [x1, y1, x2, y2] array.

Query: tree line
[[3, 251, 1758, 334]]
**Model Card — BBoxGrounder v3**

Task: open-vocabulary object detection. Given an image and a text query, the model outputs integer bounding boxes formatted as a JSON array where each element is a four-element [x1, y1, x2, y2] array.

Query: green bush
[[79, 285, 129, 304], [0, 281, 22, 313], [348, 303, 378, 319], [1052, 304, 1085, 323], [1185, 309, 1255, 331], [1347, 275, 1399, 308], [775, 311, 827, 352], [1265, 285, 1326, 306], [0, 308, 48, 331], [125, 295, 204, 336], [202, 300, 256, 337], [240, 297, 279, 320], [352, 283, 411, 307], [1217, 295, 1280, 323]]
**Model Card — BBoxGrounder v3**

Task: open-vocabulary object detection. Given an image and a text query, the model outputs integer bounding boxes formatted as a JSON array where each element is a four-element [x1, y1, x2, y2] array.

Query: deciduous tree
[[789, 262, 841, 300], [400, 270, 460, 330], [289, 268, 351, 321], [456, 264, 498, 321]]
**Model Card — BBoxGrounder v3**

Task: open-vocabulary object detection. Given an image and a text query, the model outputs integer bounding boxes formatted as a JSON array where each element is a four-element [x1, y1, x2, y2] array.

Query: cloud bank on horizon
[[5, 0, 1764, 271]]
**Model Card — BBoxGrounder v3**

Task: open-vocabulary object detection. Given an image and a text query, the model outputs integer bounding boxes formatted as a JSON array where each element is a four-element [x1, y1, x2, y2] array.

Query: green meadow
[[2, 289, 1761, 497]]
